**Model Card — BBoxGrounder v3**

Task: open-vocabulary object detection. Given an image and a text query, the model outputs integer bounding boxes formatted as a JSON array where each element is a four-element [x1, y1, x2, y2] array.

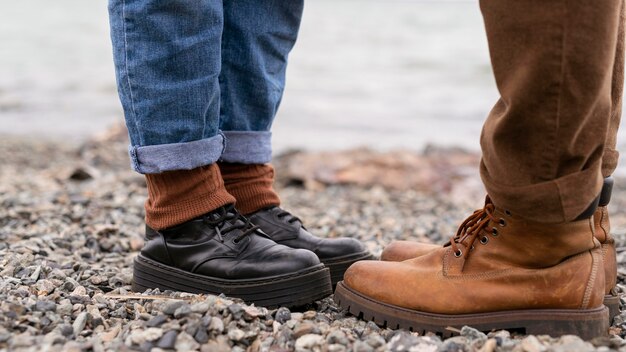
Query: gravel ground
[[2, 129, 626, 351]]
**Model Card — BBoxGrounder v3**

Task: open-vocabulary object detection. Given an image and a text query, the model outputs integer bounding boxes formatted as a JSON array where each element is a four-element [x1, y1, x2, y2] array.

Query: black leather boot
[[248, 207, 373, 286], [132, 204, 332, 308]]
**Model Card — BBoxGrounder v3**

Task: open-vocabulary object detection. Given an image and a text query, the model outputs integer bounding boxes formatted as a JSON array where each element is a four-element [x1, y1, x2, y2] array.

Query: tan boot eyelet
[[505, 210, 511, 216], [480, 236, 489, 245], [491, 227, 498, 236], [499, 218, 506, 227], [470, 245, 475, 251], [454, 249, 463, 258]]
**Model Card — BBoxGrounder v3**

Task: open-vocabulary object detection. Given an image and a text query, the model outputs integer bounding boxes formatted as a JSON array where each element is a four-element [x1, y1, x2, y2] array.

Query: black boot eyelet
[[454, 249, 463, 258], [480, 236, 489, 245]]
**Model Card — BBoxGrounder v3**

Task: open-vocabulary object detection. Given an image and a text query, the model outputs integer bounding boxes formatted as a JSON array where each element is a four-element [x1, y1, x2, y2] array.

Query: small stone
[[130, 237, 145, 251], [162, 301, 185, 315], [190, 302, 210, 314], [365, 333, 385, 348], [479, 338, 497, 352], [131, 328, 163, 344], [147, 315, 168, 327], [57, 301, 73, 316], [72, 312, 89, 336], [353, 340, 374, 352], [59, 324, 74, 337], [294, 321, 319, 338], [228, 304, 244, 319], [201, 335, 231, 352], [175, 331, 200, 352], [243, 305, 263, 319], [35, 279, 56, 294], [521, 335, 546, 352], [552, 335, 594, 352], [208, 317, 224, 334], [274, 307, 291, 324], [34, 300, 57, 312], [173, 304, 192, 318], [71, 285, 87, 296], [303, 310, 317, 320], [90, 275, 108, 285], [460, 326, 487, 343], [100, 325, 121, 342], [194, 328, 209, 344], [295, 334, 325, 352], [327, 329, 349, 345], [156, 330, 178, 350], [227, 328, 245, 342]]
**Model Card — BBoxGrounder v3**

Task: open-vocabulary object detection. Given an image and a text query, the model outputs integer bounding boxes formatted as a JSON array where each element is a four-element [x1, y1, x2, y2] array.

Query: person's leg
[[378, 0, 626, 322], [216, 0, 303, 214], [108, 0, 332, 306], [215, 0, 373, 286], [108, 0, 233, 228], [335, 0, 622, 337], [479, 1, 620, 223]]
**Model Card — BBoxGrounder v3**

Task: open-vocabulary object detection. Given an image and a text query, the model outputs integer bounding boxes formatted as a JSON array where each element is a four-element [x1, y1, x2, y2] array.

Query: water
[[1, 0, 624, 174]]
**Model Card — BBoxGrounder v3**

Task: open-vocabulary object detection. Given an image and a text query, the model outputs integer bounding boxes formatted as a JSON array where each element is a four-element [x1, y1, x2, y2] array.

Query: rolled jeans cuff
[[221, 131, 272, 164], [129, 134, 225, 174], [480, 159, 604, 223]]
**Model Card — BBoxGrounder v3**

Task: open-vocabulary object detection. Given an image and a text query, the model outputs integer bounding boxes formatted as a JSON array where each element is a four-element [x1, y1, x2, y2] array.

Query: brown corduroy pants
[[479, 0, 625, 223]]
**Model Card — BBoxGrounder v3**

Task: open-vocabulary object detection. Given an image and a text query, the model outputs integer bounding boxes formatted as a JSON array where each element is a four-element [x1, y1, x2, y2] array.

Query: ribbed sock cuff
[[145, 164, 236, 230], [218, 162, 281, 215]]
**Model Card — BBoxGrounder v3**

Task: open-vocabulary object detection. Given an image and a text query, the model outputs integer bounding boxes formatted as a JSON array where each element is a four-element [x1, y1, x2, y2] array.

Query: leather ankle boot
[[380, 177, 620, 322], [335, 197, 608, 339], [248, 206, 373, 286], [133, 204, 332, 308]]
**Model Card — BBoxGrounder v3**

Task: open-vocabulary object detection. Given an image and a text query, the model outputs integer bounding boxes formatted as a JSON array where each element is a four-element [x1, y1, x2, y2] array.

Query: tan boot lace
[[449, 197, 502, 259]]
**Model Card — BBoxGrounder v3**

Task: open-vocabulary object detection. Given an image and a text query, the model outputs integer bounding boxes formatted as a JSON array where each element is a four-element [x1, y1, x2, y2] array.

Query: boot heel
[[604, 294, 620, 323]]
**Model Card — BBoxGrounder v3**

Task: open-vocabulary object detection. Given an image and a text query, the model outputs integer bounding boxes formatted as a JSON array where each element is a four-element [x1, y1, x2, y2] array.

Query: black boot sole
[[323, 251, 375, 287], [132, 254, 333, 308]]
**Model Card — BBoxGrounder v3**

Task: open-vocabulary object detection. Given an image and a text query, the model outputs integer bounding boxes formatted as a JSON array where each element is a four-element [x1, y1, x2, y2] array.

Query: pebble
[[295, 334, 326, 351], [275, 307, 291, 324], [156, 330, 178, 349], [175, 331, 200, 351], [72, 312, 89, 336], [34, 300, 57, 312]]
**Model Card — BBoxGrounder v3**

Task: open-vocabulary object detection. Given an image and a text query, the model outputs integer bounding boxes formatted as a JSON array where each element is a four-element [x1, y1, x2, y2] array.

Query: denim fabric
[[108, 0, 303, 173], [222, 131, 272, 164], [218, 0, 304, 163]]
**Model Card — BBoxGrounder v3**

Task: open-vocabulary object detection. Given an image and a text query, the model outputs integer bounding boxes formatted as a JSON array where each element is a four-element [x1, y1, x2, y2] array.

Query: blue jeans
[[108, 0, 304, 174]]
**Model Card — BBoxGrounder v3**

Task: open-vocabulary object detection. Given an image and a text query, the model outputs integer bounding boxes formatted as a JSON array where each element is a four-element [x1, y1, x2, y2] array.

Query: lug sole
[[604, 294, 620, 323], [334, 282, 608, 340], [323, 251, 375, 287], [132, 254, 333, 308]]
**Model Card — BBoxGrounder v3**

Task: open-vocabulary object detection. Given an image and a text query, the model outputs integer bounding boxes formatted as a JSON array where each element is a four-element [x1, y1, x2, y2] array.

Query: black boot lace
[[203, 204, 260, 243]]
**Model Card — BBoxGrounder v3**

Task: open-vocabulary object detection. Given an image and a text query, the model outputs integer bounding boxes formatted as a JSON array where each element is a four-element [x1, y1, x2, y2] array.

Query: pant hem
[[480, 159, 603, 223], [129, 134, 225, 174], [220, 131, 272, 164]]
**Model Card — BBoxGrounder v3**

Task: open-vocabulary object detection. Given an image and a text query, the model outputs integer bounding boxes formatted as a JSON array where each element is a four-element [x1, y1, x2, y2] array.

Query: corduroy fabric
[[144, 164, 235, 230], [479, 0, 624, 223], [218, 163, 281, 215]]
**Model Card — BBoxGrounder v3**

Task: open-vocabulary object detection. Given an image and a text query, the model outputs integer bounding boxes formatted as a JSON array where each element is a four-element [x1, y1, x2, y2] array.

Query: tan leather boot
[[380, 178, 620, 322], [335, 197, 608, 339]]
